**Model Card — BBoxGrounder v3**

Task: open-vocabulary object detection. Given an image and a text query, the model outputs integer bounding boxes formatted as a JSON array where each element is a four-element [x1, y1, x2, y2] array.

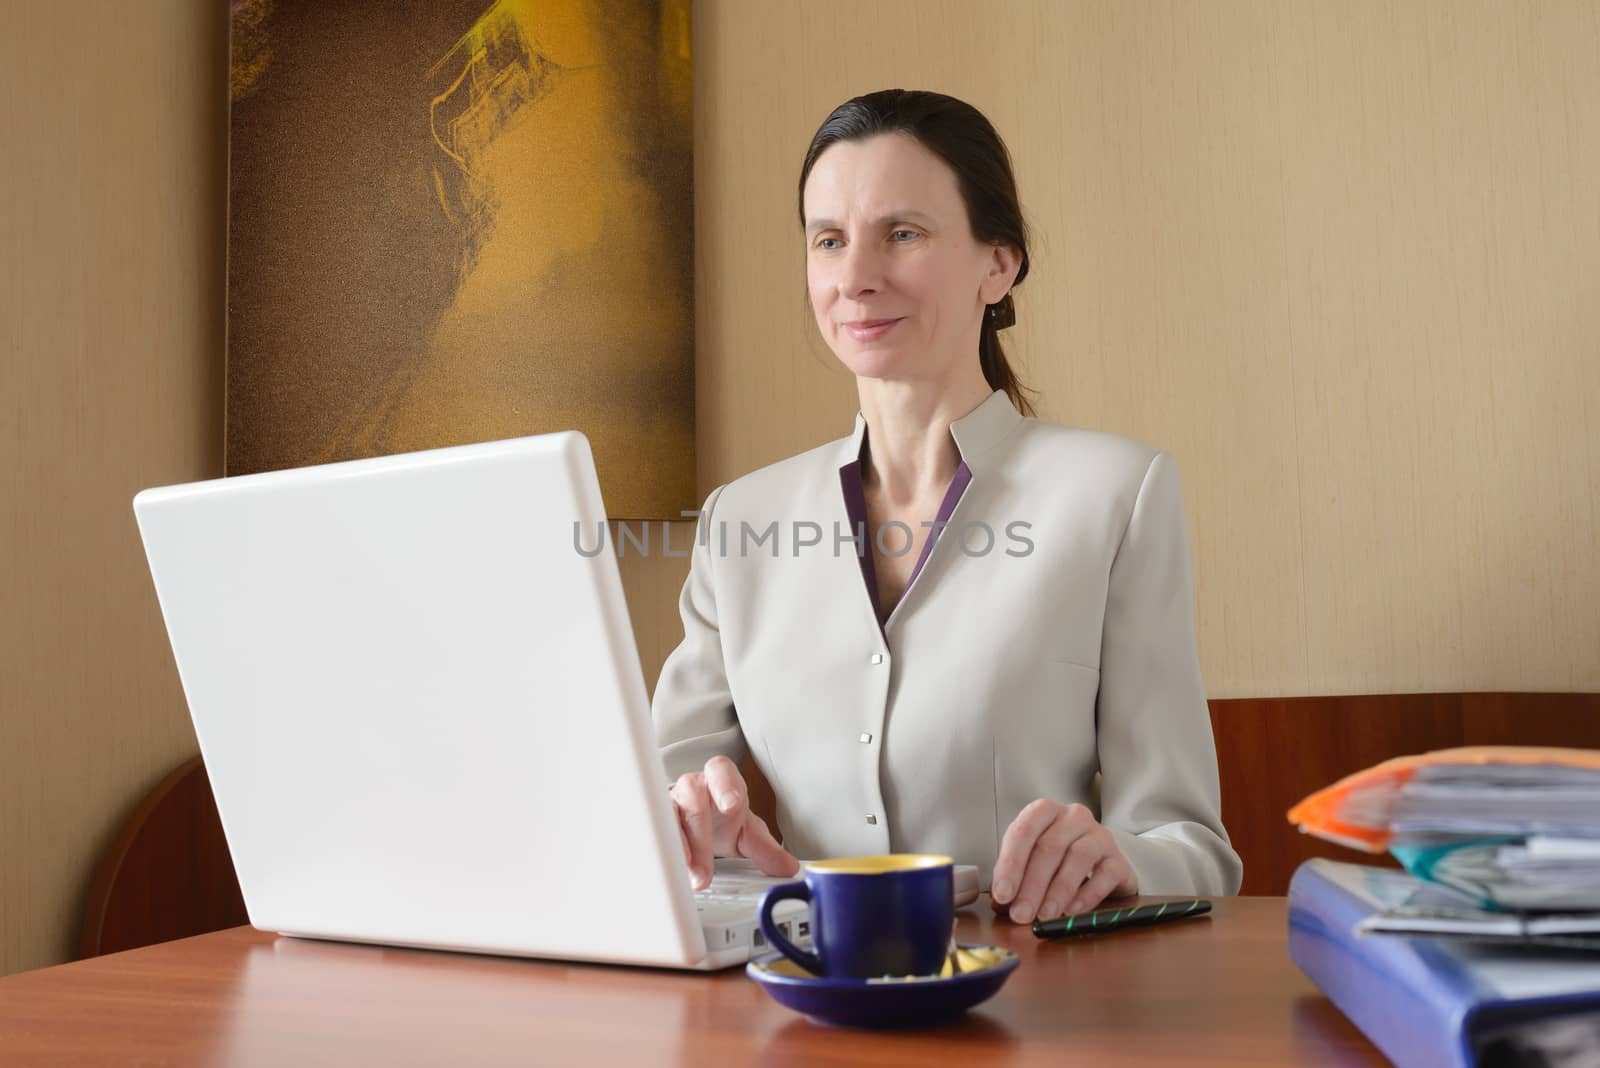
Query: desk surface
[[0, 896, 1380, 1066]]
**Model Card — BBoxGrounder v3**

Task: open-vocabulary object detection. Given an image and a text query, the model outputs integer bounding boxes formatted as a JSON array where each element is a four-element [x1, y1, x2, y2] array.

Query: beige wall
[[1, 2, 226, 976], [3, 0, 1596, 978], [664, 0, 1600, 701]]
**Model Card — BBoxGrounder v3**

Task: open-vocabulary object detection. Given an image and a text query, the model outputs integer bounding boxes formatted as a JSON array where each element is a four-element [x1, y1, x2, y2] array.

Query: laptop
[[133, 431, 977, 970]]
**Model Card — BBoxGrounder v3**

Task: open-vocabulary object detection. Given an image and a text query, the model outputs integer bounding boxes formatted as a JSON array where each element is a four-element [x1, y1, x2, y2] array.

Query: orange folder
[[1286, 746, 1600, 853]]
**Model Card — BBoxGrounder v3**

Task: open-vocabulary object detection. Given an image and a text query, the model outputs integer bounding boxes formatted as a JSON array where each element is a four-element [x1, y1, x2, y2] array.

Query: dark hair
[[797, 89, 1037, 417]]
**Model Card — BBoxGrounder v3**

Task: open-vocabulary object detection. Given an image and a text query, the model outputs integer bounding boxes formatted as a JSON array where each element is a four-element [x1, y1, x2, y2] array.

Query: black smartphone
[[1031, 898, 1212, 939]]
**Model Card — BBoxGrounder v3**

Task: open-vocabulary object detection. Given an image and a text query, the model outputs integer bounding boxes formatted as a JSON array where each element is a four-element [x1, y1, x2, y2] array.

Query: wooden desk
[[0, 896, 1380, 1066]]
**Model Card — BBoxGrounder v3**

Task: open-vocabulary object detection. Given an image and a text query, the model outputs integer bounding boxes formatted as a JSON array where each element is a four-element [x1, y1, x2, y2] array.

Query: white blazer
[[651, 389, 1243, 895]]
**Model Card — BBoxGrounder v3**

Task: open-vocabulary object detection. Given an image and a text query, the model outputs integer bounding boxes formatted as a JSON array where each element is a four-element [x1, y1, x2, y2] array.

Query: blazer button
[[869, 653, 884, 665], [865, 815, 877, 825]]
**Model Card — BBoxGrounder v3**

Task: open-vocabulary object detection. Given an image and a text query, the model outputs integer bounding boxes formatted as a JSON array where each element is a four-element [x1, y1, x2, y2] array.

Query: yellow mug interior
[[802, 854, 954, 875]]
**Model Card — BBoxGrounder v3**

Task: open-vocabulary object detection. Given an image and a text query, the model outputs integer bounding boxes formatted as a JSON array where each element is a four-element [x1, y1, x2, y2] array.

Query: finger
[[702, 755, 748, 817], [1010, 811, 1093, 924], [672, 774, 716, 890], [736, 812, 800, 877], [1037, 835, 1109, 921], [676, 819, 693, 872], [1068, 829, 1139, 909], [673, 799, 708, 891], [1067, 854, 1135, 915], [991, 799, 1059, 905]]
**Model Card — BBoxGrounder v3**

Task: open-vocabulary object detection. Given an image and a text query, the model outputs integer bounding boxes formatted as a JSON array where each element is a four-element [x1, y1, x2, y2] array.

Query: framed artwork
[[227, 0, 694, 519]]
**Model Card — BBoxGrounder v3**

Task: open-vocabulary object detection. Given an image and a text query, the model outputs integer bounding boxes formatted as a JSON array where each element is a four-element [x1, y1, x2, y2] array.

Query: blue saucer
[[746, 944, 1021, 1029]]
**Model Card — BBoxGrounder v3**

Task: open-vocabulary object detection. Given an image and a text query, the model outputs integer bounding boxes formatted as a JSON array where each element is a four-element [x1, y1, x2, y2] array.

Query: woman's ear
[[981, 242, 1023, 305]]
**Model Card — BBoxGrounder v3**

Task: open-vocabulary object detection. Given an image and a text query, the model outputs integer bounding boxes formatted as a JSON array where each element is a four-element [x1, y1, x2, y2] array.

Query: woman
[[654, 90, 1241, 925]]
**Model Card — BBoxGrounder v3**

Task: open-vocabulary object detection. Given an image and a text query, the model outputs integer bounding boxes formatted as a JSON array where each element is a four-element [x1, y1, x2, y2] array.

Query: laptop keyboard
[[691, 859, 813, 952], [692, 858, 797, 911]]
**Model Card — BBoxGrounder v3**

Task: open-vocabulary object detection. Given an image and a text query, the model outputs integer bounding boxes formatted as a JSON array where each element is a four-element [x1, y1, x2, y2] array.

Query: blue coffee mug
[[757, 854, 954, 978]]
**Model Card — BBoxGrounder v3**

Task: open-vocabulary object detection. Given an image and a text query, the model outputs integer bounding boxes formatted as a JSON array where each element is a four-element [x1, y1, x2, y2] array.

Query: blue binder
[[1288, 859, 1600, 1068]]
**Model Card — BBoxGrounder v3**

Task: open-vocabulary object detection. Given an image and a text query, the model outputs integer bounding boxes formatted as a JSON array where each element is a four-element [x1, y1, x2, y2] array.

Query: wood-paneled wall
[[0, 2, 226, 976]]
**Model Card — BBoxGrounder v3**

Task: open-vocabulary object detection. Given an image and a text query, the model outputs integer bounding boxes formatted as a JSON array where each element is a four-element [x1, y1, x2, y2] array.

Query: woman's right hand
[[670, 755, 799, 891]]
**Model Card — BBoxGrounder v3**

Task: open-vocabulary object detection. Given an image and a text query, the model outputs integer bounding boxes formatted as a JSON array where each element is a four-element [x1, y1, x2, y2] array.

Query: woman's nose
[[838, 241, 886, 299]]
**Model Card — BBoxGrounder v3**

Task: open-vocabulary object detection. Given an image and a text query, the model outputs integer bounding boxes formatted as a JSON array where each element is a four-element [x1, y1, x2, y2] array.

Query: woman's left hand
[[989, 799, 1138, 924]]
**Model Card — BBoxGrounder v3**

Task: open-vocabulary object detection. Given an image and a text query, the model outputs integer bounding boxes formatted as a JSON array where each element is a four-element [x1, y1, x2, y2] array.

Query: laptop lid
[[133, 432, 708, 967]]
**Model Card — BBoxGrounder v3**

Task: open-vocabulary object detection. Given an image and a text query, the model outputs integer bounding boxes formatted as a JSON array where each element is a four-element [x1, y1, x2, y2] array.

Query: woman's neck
[[857, 369, 994, 506]]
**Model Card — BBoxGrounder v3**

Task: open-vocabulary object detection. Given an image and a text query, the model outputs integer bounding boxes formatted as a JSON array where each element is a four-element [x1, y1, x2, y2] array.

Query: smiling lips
[[844, 318, 904, 341]]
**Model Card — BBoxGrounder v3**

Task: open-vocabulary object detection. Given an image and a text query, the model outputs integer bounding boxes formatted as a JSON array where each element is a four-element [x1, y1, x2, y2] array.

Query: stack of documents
[[1392, 762, 1600, 837], [1287, 748, 1600, 1066], [1347, 857, 1600, 949], [1288, 746, 1600, 911], [1388, 835, 1600, 912]]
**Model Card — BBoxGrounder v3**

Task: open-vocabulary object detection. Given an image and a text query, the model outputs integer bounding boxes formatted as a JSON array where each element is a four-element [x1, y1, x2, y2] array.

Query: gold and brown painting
[[227, 0, 694, 519]]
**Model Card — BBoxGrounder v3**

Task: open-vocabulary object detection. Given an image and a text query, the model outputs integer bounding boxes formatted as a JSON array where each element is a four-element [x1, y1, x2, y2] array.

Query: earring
[[987, 295, 1016, 330]]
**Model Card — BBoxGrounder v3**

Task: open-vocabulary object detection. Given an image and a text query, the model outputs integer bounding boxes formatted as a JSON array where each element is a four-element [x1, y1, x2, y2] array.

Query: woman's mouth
[[845, 318, 904, 341]]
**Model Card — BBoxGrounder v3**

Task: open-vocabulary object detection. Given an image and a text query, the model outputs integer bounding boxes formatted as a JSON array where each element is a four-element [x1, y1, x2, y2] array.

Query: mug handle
[[758, 881, 822, 975]]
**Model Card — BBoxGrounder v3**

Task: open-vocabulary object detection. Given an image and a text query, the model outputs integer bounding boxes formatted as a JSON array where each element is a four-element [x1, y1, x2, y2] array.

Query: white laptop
[[133, 431, 977, 970]]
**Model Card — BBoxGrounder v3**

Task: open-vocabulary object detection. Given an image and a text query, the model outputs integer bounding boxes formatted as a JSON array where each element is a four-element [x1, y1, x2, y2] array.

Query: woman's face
[[803, 132, 1016, 386]]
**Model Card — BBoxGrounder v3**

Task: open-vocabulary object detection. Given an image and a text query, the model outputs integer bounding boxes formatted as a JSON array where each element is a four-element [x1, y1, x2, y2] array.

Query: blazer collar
[[840, 388, 1024, 477]]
